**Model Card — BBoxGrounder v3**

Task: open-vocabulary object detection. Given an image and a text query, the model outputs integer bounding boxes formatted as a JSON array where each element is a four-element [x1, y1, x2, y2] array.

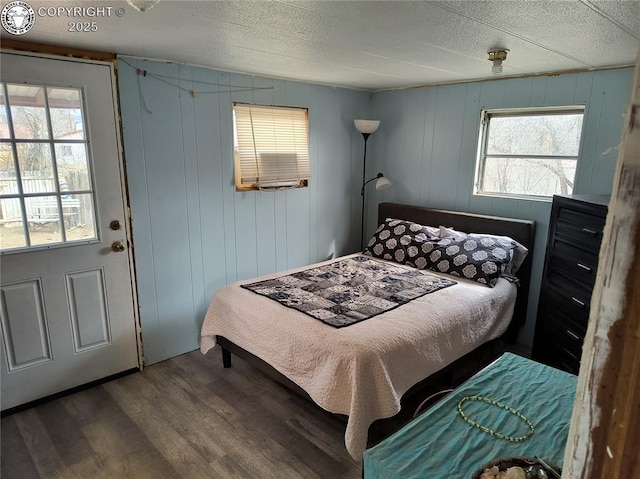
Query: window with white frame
[[233, 103, 310, 191], [0, 82, 97, 252], [474, 107, 585, 199]]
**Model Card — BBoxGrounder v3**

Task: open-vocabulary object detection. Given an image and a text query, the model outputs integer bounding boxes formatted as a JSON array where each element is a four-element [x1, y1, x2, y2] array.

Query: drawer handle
[[581, 227, 598, 235], [566, 329, 580, 341], [561, 346, 580, 361], [577, 263, 592, 272], [571, 297, 586, 308]]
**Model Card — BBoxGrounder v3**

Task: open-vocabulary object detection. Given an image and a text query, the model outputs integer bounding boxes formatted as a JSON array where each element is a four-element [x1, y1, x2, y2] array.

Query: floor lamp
[[354, 119, 391, 251]]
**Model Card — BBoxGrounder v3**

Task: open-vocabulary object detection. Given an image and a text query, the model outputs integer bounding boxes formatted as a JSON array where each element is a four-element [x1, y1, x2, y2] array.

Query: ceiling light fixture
[[488, 49, 509, 75], [127, 0, 160, 12]]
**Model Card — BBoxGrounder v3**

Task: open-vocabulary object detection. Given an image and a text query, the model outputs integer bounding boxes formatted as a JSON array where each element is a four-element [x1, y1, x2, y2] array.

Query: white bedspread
[[200, 254, 516, 460]]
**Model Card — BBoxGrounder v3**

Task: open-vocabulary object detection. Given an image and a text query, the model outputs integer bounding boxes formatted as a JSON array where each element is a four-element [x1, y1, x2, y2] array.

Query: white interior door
[[0, 52, 139, 410]]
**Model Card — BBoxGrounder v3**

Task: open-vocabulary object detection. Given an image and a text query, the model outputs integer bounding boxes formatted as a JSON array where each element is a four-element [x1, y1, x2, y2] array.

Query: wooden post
[[563, 51, 640, 478]]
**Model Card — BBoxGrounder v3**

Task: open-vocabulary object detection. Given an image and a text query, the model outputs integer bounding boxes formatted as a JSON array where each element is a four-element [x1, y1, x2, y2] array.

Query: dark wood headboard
[[378, 202, 536, 339]]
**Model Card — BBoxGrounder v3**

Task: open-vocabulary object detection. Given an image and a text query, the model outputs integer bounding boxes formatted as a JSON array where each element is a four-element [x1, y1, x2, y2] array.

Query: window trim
[[0, 82, 98, 253], [232, 102, 310, 192], [473, 105, 586, 201]]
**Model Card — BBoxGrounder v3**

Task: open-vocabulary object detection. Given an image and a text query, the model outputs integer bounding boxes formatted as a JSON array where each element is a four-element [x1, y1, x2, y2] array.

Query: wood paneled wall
[[369, 68, 634, 345], [119, 56, 632, 361], [118, 57, 370, 364]]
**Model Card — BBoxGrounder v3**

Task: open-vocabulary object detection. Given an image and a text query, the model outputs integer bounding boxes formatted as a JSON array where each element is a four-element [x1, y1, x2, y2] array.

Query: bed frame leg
[[222, 347, 232, 368]]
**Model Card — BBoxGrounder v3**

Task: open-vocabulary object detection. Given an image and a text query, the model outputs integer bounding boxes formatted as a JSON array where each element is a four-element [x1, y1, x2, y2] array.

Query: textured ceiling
[[4, 0, 639, 90]]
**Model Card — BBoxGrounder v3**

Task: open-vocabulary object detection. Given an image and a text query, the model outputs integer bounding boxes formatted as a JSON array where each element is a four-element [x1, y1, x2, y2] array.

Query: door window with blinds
[[233, 103, 310, 191]]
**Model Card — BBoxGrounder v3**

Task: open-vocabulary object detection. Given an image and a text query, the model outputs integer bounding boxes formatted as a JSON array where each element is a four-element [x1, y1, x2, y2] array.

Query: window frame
[[0, 82, 98, 254], [232, 102, 310, 192], [473, 105, 586, 201]]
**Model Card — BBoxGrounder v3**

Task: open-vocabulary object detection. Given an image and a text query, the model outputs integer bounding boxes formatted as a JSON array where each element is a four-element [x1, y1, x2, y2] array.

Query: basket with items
[[472, 456, 561, 479]]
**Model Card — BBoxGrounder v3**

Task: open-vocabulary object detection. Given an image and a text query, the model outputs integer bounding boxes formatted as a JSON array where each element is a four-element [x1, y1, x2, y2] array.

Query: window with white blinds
[[233, 103, 310, 190]]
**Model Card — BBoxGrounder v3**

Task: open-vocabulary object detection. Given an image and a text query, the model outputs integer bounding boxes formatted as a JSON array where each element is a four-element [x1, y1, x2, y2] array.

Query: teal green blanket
[[364, 353, 577, 478]]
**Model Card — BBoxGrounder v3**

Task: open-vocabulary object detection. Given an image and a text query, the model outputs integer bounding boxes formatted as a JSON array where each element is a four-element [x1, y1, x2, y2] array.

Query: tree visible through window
[[0, 83, 97, 252], [475, 107, 585, 199]]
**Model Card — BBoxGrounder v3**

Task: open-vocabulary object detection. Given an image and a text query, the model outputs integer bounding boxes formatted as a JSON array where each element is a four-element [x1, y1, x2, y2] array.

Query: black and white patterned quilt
[[241, 255, 456, 328]]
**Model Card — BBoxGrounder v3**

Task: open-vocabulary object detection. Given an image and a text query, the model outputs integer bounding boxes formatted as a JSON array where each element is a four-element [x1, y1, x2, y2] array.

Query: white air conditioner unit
[[257, 153, 300, 188]]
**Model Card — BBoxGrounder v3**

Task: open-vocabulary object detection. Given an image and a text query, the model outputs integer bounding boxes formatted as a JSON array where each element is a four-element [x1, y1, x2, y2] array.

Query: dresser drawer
[[538, 301, 587, 337], [555, 218, 604, 253], [546, 271, 592, 324], [535, 335, 581, 375], [537, 307, 585, 355], [557, 204, 606, 229], [549, 240, 599, 289], [550, 344, 581, 375]]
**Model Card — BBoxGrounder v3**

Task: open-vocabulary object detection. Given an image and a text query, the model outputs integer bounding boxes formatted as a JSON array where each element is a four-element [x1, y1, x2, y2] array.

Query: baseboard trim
[[1, 367, 140, 417]]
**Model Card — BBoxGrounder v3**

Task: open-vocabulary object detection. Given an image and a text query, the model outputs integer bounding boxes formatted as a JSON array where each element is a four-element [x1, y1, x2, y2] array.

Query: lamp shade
[[354, 119, 381, 134], [375, 176, 391, 191]]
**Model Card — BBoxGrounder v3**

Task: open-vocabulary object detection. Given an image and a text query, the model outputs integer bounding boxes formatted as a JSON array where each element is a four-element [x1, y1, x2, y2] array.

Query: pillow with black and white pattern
[[439, 225, 528, 276], [364, 218, 439, 265], [429, 234, 516, 287]]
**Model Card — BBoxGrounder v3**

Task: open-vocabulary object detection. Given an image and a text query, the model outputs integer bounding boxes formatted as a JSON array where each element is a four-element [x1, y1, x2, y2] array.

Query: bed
[[200, 202, 535, 459]]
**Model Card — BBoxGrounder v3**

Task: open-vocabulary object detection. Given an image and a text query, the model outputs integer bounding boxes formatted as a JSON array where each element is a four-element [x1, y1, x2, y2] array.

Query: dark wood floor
[[1, 347, 363, 479], [1, 341, 516, 478]]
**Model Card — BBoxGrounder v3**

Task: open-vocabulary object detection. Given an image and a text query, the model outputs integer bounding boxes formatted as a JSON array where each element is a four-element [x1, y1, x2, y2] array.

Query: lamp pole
[[354, 119, 381, 252], [360, 132, 371, 252]]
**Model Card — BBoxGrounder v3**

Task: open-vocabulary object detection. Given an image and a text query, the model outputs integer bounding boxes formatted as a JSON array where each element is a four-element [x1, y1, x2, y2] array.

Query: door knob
[[109, 219, 121, 230], [111, 240, 126, 252]]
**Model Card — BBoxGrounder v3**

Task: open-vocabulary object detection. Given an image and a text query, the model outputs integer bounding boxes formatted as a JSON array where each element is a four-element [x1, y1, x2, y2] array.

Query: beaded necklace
[[457, 395, 535, 442]]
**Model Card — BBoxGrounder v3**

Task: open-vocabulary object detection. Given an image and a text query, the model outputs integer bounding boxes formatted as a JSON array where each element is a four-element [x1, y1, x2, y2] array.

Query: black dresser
[[532, 194, 609, 374]]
